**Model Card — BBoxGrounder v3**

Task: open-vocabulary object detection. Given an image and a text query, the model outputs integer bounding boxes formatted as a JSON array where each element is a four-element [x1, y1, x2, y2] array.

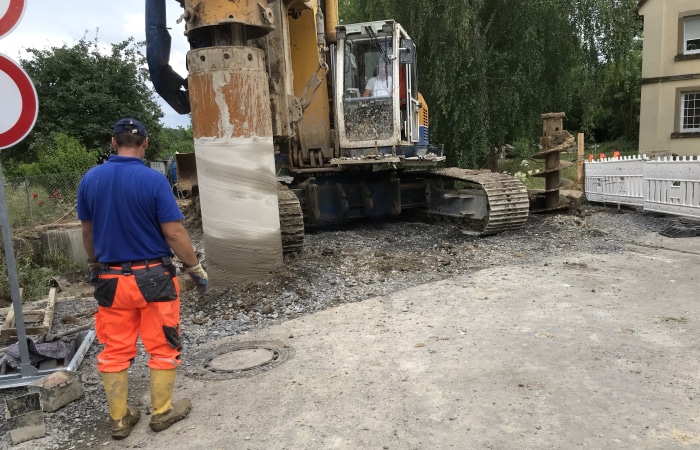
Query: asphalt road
[[85, 231, 700, 450]]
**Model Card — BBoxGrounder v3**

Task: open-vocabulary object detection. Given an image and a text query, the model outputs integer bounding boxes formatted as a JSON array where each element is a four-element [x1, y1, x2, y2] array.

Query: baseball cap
[[112, 118, 148, 137]]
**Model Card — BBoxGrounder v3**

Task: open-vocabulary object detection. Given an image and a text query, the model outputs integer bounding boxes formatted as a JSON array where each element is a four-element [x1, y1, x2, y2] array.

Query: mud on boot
[[111, 404, 141, 440], [149, 398, 192, 432]]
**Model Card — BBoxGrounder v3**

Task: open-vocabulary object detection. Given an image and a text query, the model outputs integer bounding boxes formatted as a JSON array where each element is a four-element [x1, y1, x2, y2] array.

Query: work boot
[[110, 405, 141, 440], [149, 368, 192, 432], [100, 370, 141, 440]]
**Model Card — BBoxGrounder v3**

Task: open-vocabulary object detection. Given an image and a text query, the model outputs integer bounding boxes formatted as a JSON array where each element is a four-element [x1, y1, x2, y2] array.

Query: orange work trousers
[[93, 262, 181, 373]]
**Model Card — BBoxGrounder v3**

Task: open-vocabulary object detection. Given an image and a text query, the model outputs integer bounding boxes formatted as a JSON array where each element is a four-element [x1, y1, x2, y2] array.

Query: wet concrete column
[[187, 46, 283, 286]]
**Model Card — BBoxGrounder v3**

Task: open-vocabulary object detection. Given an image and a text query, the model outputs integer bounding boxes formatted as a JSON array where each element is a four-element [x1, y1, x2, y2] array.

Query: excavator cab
[[334, 21, 424, 158]]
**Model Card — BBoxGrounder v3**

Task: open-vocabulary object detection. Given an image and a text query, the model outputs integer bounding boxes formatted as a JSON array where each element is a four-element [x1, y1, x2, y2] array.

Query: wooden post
[[577, 133, 585, 191]]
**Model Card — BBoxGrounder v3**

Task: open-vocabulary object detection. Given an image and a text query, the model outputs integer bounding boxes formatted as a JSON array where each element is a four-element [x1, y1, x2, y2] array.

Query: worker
[[77, 118, 209, 440], [362, 62, 392, 97], [612, 150, 621, 159]]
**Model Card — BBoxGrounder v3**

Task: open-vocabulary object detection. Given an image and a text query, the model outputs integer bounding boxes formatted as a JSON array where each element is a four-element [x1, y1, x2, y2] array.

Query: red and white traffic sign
[[0, 53, 37, 150], [0, 0, 25, 40]]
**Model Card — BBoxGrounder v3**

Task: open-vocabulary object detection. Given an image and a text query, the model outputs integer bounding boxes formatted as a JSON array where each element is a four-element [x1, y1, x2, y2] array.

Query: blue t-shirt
[[77, 155, 184, 263]]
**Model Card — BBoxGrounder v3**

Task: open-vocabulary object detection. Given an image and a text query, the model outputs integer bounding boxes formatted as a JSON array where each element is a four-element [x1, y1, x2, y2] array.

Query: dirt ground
[[1, 203, 699, 449]]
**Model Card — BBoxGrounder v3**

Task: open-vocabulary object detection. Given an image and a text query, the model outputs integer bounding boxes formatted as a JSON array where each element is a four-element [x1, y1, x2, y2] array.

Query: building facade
[[638, 0, 700, 156]]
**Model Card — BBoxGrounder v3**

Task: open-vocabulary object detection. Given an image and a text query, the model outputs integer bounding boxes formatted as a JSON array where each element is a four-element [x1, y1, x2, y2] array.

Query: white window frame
[[684, 16, 700, 55], [680, 91, 700, 133]]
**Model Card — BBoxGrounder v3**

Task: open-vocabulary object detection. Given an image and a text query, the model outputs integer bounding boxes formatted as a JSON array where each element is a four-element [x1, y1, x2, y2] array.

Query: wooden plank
[[42, 288, 56, 332], [0, 304, 17, 342], [1, 288, 21, 341], [23, 312, 44, 323], [0, 288, 55, 342]]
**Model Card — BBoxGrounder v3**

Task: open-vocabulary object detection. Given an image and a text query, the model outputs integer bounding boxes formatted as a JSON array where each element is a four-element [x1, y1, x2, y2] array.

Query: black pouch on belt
[[134, 263, 178, 302], [94, 278, 118, 307], [161, 256, 177, 279]]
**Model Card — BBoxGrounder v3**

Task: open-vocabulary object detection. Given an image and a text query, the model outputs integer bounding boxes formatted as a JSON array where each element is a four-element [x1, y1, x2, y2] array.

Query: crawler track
[[278, 183, 305, 254], [418, 168, 530, 235]]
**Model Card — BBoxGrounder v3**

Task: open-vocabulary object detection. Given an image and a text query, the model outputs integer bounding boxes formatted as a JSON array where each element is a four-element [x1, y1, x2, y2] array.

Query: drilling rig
[[145, 0, 530, 286]]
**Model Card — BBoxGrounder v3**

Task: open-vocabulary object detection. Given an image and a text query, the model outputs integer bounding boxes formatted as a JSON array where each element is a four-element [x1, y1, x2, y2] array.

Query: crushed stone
[[0, 204, 680, 448]]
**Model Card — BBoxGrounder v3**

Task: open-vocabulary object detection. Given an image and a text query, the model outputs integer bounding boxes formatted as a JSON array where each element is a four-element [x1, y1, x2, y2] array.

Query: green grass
[[498, 153, 577, 190], [4, 179, 77, 227], [0, 250, 78, 302], [498, 139, 639, 190]]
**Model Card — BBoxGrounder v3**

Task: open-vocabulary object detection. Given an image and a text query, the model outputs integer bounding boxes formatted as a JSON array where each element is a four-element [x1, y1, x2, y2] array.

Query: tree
[[590, 42, 642, 143], [339, 0, 641, 169], [156, 126, 195, 160], [6, 37, 164, 165]]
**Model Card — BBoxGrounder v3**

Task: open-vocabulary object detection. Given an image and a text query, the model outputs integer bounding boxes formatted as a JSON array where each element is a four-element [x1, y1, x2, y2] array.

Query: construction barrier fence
[[585, 155, 700, 220]]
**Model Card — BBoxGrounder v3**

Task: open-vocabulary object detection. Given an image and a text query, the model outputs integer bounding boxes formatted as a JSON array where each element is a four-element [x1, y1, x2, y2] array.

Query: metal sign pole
[[0, 157, 36, 378]]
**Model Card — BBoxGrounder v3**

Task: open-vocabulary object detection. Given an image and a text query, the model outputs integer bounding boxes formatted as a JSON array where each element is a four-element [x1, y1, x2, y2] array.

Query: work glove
[[185, 262, 208, 295], [88, 260, 100, 286]]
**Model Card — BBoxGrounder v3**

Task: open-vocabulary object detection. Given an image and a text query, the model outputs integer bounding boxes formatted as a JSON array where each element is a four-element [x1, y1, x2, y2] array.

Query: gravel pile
[[0, 204, 682, 448]]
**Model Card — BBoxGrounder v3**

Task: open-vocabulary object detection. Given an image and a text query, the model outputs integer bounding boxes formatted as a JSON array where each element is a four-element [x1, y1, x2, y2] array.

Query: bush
[[19, 133, 97, 196], [592, 138, 638, 157], [510, 137, 540, 160], [0, 248, 77, 302]]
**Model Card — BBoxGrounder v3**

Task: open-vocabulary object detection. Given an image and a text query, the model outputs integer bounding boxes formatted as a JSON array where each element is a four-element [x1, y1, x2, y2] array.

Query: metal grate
[[659, 223, 700, 238]]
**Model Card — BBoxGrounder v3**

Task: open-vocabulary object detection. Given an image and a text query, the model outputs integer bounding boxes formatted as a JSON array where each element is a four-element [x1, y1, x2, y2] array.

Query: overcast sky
[[0, 0, 191, 128]]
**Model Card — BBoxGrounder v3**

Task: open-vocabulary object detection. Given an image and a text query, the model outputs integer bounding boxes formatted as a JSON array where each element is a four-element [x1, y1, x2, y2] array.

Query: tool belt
[[99, 256, 176, 278], [94, 256, 178, 307]]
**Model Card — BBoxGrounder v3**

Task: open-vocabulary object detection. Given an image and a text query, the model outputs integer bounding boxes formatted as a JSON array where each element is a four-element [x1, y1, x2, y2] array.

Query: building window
[[685, 16, 700, 54], [681, 92, 700, 132]]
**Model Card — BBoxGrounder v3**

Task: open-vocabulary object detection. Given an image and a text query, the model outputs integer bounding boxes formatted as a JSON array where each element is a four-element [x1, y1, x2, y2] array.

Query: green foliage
[[498, 151, 579, 190], [157, 126, 195, 159], [19, 133, 97, 177], [3, 178, 79, 227], [590, 44, 642, 142], [593, 138, 639, 156], [340, 0, 641, 170], [510, 138, 539, 160], [338, 0, 362, 23], [5, 37, 164, 164], [17, 133, 96, 202], [0, 250, 77, 302]]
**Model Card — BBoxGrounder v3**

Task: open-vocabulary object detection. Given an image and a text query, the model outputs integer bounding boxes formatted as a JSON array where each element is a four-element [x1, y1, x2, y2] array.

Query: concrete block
[[5, 393, 46, 444], [27, 370, 82, 412], [40, 225, 89, 272]]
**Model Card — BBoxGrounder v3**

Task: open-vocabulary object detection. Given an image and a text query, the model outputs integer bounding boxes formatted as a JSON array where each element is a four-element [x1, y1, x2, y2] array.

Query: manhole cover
[[182, 340, 293, 380]]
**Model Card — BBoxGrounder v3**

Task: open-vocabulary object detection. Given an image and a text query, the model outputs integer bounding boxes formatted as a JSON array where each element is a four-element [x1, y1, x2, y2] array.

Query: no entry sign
[[0, 0, 25, 40], [0, 53, 37, 150]]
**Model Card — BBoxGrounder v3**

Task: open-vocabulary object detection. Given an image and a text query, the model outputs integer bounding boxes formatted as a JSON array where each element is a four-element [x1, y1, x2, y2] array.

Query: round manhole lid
[[183, 340, 293, 380], [209, 348, 275, 371]]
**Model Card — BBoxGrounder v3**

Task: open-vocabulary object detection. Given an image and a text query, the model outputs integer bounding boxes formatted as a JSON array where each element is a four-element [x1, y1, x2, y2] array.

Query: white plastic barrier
[[584, 156, 646, 206], [644, 156, 700, 218]]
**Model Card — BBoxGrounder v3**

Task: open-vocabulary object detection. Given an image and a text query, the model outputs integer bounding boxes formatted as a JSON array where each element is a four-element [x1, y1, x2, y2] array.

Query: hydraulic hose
[[146, 0, 191, 114]]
